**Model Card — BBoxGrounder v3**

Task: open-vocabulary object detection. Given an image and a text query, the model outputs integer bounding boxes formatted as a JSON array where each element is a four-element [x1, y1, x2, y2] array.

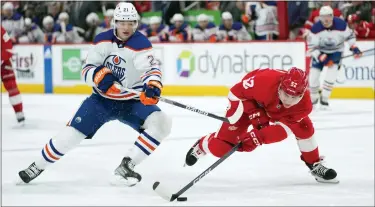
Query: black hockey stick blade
[[153, 142, 242, 202]]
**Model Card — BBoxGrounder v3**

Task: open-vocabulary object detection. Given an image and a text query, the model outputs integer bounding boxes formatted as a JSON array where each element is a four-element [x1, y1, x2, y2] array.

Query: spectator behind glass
[[100, 9, 114, 30], [347, 12, 375, 39], [245, 1, 278, 40], [288, 1, 309, 40], [145, 16, 169, 42], [1, 2, 24, 43], [84, 12, 104, 42], [18, 17, 45, 43], [192, 13, 218, 42], [42, 15, 60, 44], [57, 12, 83, 43], [346, 1, 373, 22], [134, 1, 151, 13], [47, 2, 62, 22], [137, 14, 148, 36], [217, 11, 251, 41], [168, 13, 191, 42]]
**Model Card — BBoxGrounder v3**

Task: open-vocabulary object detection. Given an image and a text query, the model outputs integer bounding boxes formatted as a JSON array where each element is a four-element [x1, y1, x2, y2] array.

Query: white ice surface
[[1, 94, 374, 206]]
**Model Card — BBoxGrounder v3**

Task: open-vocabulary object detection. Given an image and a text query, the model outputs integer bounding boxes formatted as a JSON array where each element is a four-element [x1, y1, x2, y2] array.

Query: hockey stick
[[152, 142, 242, 202], [116, 85, 232, 124], [341, 48, 374, 59]]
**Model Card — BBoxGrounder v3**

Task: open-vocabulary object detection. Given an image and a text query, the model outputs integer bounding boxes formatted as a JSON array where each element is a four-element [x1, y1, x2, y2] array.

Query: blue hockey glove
[[140, 80, 162, 105], [350, 46, 362, 58], [93, 65, 118, 94]]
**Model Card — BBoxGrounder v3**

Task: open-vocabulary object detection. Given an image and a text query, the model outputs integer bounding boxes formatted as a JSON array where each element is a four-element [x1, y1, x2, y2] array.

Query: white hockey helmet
[[113, 2, 138, 32], [171, 13, 184, 23], [43, 16, 54, 27], [222, 12, 233, 20], [105, 9, 114, 17], [197, 14, 209, 22], [319, 6, 333, 16], [149, 16, 161, 25]]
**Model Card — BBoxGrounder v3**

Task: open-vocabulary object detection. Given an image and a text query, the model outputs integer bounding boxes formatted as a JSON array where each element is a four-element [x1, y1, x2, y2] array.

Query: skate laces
[[25, 164, 42, 178], [310, 157, 329, 176], [191, 144, 206, 158]]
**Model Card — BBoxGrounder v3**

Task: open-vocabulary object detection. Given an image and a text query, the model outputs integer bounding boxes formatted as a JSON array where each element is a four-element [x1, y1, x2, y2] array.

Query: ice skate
[[185, 139, 206, 166], [319, 98, 331, 110], [111, 157, 141, 187], [16, 112, 25, 125], [303, 156, 339, 183], [17, 162, 44, 184], [311, 97, 319, 111]]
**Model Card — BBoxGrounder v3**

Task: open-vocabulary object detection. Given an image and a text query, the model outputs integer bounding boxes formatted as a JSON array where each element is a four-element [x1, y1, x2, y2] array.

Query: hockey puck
[[177, 197, 187, 202]]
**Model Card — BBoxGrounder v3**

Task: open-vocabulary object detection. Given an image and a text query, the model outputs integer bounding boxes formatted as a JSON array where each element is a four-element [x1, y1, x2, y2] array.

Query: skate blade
[[319, 105, 331, 111], [315, 177, 340, 184], [109, 175, 139, 187], [14, 175, 28, 185]]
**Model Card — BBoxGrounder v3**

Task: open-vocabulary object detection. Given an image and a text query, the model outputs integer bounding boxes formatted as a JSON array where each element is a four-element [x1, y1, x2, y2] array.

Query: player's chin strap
[[113, 83, 235, 124]]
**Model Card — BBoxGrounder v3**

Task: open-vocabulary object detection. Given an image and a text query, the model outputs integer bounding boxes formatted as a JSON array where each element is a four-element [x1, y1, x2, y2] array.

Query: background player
[[185, 67, 338, 184], [307, 6, 362, 109], [17, 2, 171, 187], [1, 26, 25, 124]]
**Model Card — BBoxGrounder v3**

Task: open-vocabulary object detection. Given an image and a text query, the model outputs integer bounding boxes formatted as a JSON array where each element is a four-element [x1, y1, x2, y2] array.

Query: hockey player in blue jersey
[[308, 6, 362, 109], [18, 2, 172, 187], [217, 12, 251, 41]]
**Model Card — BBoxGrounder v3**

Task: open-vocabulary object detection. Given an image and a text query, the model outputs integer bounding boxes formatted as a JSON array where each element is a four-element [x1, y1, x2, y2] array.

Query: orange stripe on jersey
[[141, 71, 162, 79], [124, 46, 153, 52], [45, 144, 59, 160], [81, 67, 90, 76], [138, 136, 156, 151]]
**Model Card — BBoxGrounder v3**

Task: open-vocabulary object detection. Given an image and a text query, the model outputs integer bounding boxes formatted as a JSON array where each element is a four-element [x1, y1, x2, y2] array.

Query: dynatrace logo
[[177, 50, 195, 77]]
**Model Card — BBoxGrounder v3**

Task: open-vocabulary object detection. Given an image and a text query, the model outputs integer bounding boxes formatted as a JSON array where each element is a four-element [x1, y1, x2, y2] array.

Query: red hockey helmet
[[279, 67, 308, 108]]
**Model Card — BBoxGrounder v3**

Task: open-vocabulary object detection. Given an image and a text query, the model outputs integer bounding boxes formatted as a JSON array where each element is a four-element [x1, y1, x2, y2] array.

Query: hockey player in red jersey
[[1, 26, 25, 123], [185, 67, 338, 183]]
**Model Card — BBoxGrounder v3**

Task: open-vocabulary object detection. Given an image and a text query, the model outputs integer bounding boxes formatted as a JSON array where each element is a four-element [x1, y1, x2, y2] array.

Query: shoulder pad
[[169, 25, 176, 31], [93, 29, 115, 44], [53, 24, 62, 32], [180, 22, 189, 30], [125, 31, 152, 51], [12, 13, 23, 20], [99, 22, 106, 28], [232, 22, 243, 30], [310, 21, 325, 34], [66, 24, 73, 31], [332, 17, 346, 31], [207, 22, 216, 29]]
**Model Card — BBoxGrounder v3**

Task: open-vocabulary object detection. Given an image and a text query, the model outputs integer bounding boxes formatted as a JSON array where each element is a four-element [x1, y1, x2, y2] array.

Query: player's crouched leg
[[288, 117, 338, 183], [112, 110, 172, 186], [18, 94, 110, 184]]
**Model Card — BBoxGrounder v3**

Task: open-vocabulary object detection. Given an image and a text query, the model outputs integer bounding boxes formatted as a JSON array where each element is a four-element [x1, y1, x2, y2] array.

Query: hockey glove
[[140, 80, 162, 105], [248, 107, 270, 130], [93, 65, 119, 94], [237, 128, 264, 152], [350, 45, 362, 58], [317, 54, 334, 67]]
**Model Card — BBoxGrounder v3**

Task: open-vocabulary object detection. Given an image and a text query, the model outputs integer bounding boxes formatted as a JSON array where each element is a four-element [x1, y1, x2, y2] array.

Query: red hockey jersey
[[229, 68, 312, 124]]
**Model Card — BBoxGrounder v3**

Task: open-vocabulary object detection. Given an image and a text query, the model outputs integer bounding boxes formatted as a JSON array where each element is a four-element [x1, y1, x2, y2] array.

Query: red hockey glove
[[248, 107, 270, 130], [237, 128, 264, 152]]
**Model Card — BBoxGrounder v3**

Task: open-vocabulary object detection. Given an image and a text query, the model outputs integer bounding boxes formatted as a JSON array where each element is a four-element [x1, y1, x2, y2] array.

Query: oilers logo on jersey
[[104, 55, 127, 82], [320, 36, 337, 48]]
